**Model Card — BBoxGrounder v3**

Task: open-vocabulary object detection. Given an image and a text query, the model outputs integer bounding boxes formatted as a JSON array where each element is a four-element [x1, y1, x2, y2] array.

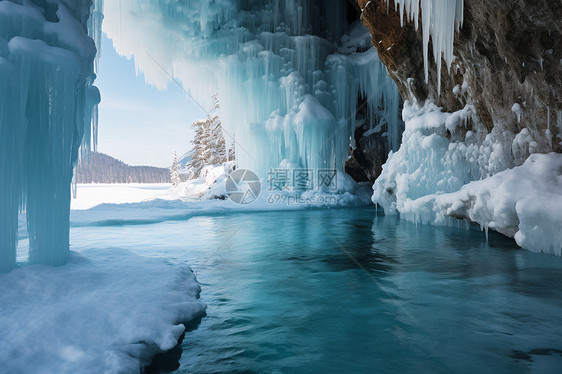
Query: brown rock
[[359, 0, 562, 154]]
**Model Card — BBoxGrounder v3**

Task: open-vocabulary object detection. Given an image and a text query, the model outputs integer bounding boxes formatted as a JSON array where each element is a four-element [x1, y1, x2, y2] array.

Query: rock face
[[359, 0, 562, 155]]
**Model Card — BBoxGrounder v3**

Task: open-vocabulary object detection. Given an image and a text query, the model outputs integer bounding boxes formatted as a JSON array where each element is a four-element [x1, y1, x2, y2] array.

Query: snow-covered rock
[[397, 153, 562, 255], [373, 100, 562, 255]]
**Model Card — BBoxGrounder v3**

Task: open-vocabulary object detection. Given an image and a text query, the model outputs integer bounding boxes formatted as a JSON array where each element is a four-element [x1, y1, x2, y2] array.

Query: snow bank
[[71, 186, 372, 229], [170, 160, 372, 205], [174, 163, 235, 201], [373, 100, 562, 255], [70, 174, 371, 229], [0, 250, 206, 373], [374, 101, 511, 214], [398, 153, 562, 255]]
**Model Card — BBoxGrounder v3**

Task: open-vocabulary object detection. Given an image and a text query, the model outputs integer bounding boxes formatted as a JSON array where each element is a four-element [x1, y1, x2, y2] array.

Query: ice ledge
[[382, 153, 562, 256]]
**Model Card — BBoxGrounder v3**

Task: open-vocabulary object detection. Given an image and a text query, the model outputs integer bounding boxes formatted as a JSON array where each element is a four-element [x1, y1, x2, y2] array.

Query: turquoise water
[[70, 207, 562, 373]]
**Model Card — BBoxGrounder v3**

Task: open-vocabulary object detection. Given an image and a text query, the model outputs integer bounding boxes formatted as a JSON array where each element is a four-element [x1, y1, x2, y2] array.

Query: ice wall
[[0, 0, 100, 272], [102, 0, 403, 177]]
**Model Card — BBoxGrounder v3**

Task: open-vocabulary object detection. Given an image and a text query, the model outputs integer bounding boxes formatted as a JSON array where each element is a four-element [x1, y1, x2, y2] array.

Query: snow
[[71, 184, 176, 210], [70, 189, 372, 233], [176, 163, 234, 201], [373, 101, 496, 213], [398, 153, 562, 256], [0, 250, 206, 373], [373, 99, 562, 255], [69, 185, 371, 235]]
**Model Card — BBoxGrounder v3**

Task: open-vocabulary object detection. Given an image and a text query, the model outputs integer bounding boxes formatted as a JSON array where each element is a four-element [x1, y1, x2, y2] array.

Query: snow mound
[[0, 250, 206, 373], [398, 153, 562, 255], [173, 163, 234, 201], [373, 100, 562, 255]]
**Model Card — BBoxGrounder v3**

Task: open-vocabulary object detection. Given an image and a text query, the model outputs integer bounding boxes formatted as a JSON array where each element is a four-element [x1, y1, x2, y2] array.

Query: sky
[[95, 34, 206, 168]]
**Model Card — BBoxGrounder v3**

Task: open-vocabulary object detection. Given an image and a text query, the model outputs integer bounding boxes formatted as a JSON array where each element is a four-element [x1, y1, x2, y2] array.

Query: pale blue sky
[[95, 34, 205, 167]]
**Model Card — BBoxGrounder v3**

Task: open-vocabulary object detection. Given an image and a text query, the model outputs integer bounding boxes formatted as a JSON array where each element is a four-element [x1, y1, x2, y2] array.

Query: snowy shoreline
[[71, 166, 562, 257], [1, 181, 373, 373], [0, 250, 206, 373]]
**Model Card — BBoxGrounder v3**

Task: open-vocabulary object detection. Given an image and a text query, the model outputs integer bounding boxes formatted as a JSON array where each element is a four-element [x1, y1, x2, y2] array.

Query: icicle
[[0, 0, 101, 271], [558, 111, 562, 145], [103, 1, 403, 178], [512, 103, 523, 124], [393, 0, 464, 94]]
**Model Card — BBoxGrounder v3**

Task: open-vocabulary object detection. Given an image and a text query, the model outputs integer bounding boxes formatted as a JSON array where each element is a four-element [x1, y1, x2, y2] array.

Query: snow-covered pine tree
[[170, 151, 181, 187], [187, 95, 234, 177]]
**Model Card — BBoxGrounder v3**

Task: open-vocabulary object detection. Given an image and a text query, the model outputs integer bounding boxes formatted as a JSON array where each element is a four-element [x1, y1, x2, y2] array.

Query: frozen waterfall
[[102, 0, 403, 176]]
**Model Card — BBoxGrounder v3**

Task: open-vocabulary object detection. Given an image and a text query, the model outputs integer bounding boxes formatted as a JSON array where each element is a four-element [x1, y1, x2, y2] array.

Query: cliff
[[359, 0, 562, 155], [361, 0, 562, 254]]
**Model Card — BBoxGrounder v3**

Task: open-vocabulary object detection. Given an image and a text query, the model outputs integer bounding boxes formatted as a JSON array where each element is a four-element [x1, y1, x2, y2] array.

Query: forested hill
[[75, 152, 170, 184]]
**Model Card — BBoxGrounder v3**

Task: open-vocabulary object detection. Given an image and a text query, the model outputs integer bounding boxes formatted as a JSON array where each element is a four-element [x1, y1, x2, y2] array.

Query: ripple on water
[[68, 208, 562, 374]]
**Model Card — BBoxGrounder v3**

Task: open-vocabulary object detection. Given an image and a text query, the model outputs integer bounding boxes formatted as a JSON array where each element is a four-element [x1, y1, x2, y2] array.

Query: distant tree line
[[76, 152, 172, 183]]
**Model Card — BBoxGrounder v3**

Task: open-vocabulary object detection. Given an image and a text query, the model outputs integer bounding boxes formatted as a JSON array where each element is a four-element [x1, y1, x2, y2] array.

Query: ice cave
[[1, 0, 561, 372], [1, 0, 406, 271]]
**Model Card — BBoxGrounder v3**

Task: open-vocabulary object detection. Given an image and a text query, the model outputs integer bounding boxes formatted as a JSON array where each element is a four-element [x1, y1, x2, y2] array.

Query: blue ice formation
[[102, 0, 403, 176], [0, 0, 101, 272], [0, 0, 405, 271]]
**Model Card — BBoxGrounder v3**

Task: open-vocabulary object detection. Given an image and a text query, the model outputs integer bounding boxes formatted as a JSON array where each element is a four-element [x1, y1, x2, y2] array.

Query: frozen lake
[[66, 200, 562, 373]]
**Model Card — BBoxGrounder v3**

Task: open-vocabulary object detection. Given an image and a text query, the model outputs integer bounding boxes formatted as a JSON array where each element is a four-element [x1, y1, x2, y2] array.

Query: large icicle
[[394, 0, 464, 94], [0, 0, 101, 271]]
